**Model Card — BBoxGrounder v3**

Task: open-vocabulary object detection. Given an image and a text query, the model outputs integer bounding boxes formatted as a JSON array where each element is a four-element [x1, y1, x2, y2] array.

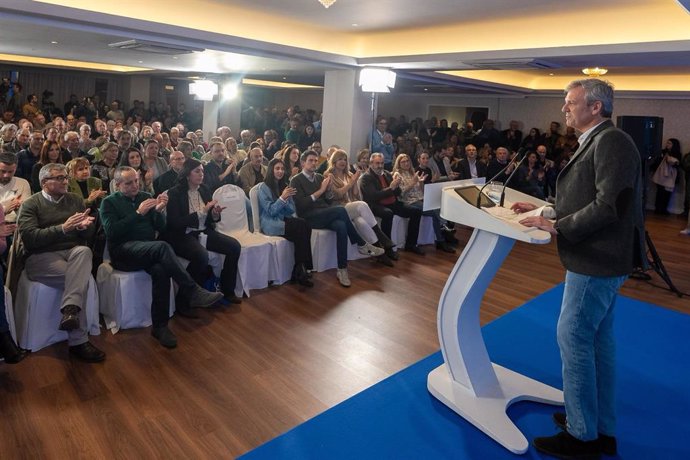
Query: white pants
[[344, 201, 377, 244]]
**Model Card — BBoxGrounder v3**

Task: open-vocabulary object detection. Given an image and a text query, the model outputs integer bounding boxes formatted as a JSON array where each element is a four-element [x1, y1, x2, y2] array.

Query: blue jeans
[[558, 270, 627, 441], [304, 206, 364, 269]]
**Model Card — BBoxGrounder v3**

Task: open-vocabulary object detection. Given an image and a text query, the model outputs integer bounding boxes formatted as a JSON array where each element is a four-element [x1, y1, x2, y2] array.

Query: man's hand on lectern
[[510, 202, 537, 213], [518, 215, 557, 235]]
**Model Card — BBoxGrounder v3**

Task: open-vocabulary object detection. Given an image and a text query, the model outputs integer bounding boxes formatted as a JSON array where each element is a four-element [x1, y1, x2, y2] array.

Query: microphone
[[498, 150, 529, 207], [475, 148, 524, 208]]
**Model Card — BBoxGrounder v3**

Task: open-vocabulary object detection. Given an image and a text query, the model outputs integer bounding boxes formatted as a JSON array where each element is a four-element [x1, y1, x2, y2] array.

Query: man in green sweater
[[99, 166, 223, 349], [17, 163, 105, 363]]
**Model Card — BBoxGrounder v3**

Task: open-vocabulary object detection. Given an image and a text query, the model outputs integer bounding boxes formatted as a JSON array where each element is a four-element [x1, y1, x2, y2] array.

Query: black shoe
[[534, 431, 601, 459], [294, 263, 314, 287], [59, 304, 81, 331], [405, 245, 425, 255], [224, 294, 243, 304], [152, 326, 178, 349], [386, 249, 399, 261], [553, 413, 617, 456], [188, 287, 223, 308], [436, 241, 456, 253], [69, 342, 106, 363], [376, 253, 394, 267], [0, 331, 27, 364], [444, 231, 459, 246]]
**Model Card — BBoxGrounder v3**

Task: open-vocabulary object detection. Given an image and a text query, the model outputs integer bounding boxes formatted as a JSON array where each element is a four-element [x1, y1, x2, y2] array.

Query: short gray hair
[[0, 123, 17, 135], [370, 152, 385, 162], [39, 163, 67, 184], [113, 166, 136, 185], [565, 78, 614, 118]]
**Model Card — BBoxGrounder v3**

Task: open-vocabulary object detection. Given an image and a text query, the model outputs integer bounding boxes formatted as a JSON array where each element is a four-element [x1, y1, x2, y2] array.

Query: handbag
[[651, 155, 677, 192]]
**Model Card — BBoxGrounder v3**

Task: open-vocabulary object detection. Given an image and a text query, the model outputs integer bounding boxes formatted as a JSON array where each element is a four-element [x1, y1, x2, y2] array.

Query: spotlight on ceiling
[[189, 80, 218, 101]]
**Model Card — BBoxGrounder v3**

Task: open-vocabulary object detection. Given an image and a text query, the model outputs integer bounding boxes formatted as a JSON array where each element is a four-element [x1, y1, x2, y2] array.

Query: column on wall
[[123, 75, 150, 111], [217, 75, 242, 140], [322, 70, 372, 160]]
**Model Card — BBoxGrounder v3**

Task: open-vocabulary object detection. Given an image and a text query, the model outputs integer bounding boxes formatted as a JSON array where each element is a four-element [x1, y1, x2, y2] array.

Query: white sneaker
[[680, 228, 690, 236], [358, 242, 385, 257], [336, 268, 351, 287]]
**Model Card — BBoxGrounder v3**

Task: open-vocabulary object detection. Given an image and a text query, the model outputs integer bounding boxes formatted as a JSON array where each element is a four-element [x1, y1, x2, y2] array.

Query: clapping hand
[[416, 171, 428, 182], [137, 198, 158, 215], [63, 209, 95, 232], [280, 186, 296, 201], [155, 193, 168, 212], [0, 223, 16, 238]]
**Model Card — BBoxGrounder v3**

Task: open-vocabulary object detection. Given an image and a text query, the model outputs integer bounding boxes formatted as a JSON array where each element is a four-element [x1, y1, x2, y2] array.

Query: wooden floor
[[1, 213, 688, 459]]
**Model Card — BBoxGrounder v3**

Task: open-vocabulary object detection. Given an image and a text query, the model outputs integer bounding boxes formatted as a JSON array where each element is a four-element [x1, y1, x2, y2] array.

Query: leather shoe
[[377, 253, 394, 267], [0, 331, 27, 364], [224, 294, 243, 304], [553, 412, 617, 456], [152, 326, 177, 349], [386, 249, 399, 261], [188, 287, 223, 308], [534, 431, 601, 459], [404, 245, 425, 255], [59, 304, 81, 331], [436, 241, 456, 253], [69, 342, 105, 363]]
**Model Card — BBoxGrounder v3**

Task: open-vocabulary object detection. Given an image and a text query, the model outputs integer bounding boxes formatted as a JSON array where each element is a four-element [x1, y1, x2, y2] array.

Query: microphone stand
[[498, 152, 528, 207], [475, 149, 524, 208]]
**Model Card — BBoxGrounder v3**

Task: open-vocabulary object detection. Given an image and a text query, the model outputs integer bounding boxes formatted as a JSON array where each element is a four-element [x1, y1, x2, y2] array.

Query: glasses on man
[[46, 175, 68, 182]]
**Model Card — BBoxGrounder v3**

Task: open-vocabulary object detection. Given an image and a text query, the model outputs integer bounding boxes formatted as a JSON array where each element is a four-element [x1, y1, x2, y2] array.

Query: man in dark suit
[[485, 146, 515, 183], [513, 79, 646, 459], [501, 120, 523, 153], [360, 152, 424, 256], [454, 144, 487, 180]]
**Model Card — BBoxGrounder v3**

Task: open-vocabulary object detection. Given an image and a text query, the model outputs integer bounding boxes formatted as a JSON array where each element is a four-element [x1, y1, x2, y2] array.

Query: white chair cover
[[14, 271, 100, 352], [97, 263, 175, 334], [213, 184, 279, 297], [4, 286, 17, 342], [309, 229, 369, 272], [248, 184, 293, 285], [390, 215, 436, 249]]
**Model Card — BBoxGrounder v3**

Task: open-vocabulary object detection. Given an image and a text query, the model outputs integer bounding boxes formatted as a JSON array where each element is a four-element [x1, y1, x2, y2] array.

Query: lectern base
[[427, 363, 564, 454]]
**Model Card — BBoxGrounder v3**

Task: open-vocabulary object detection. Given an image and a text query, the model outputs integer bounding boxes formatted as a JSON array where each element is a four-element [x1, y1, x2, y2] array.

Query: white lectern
[[427, 185, 564, 454]]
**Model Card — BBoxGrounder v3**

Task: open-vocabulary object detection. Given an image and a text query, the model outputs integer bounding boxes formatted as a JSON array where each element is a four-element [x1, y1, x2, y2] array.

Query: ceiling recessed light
[[424, 88, 428, 91], [172, 56, 178, 60], [282, 76, 287, 80], [50, 41, 58, 44], [352, 23, 359, 27], [549, 73, 554, 76], [138, 60, 143, 63]]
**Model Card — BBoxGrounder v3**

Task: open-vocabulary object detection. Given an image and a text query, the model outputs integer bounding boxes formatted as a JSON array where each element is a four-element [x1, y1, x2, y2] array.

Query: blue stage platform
[[240, 285, 690, 459]]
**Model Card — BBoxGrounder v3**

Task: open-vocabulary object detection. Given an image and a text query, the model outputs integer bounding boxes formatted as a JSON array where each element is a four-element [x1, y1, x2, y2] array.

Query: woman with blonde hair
[[393, 153, 454, 253], [66, 157, 106, 210], [325, 149, 395, 265]]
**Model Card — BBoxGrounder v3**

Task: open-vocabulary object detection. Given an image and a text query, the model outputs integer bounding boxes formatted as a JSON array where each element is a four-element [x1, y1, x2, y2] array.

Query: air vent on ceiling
[[462, 58, 561, 70], [108, 39, 204, 55]]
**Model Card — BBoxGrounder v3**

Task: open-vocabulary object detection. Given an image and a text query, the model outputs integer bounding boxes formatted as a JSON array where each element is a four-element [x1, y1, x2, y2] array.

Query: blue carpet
[[240, 285, 690, 459]]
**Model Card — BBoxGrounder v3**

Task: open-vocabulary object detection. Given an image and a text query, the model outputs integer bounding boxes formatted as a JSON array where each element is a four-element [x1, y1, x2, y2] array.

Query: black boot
[[295, 263, 314, 287], [0, 331, 28, 364], [373, 225, 394, 251]]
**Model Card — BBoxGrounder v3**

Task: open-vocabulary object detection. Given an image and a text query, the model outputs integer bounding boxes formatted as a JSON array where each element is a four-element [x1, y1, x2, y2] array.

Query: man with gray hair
[[100, 166, 223, 348], [238, 147, 267, 196], [17, 163, 105, 362], [513, 79, 645, 459], [0, 123, 17, 152]]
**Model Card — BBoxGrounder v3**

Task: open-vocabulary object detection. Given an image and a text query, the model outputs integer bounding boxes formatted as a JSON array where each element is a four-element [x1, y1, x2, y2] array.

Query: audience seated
[[238, 147, 267, 196], [290, 150, 383, 287], [0, 152, 32, 224], [392, 154, 454, 253], [116, 147, 153, 194], [31, 140, 65, 192], [454, 144, 487, 180], [99, 166, 224, 348], [66, 157, 106, 211], [325, 149, 395, 266], [153, 150, 185, 196], [90, 141, 119, 192], [17, 163, 104, 362], [142, 140, 168, 181], [203, 141, 238, 194], [257, 158, 314, 287], [485, 146, 516, 184], [360, 152, 424, 255], [0, 208, 26, 364], [164, 158, 242, 304]]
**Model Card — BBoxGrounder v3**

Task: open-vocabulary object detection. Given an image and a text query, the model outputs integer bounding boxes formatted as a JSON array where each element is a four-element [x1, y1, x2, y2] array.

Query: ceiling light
[[318, 0, 336, 8], [582, 67, 608, 77], [189, 80, 218, 101], [50, 41, 58, 44]]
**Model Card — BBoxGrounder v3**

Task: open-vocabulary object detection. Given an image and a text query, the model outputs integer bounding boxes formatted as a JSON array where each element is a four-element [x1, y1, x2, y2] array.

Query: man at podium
[[512, 79, 646, 459]]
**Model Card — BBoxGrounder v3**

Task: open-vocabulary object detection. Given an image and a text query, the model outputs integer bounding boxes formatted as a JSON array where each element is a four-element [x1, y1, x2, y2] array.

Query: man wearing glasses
[[17, 163, 105, 362]]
